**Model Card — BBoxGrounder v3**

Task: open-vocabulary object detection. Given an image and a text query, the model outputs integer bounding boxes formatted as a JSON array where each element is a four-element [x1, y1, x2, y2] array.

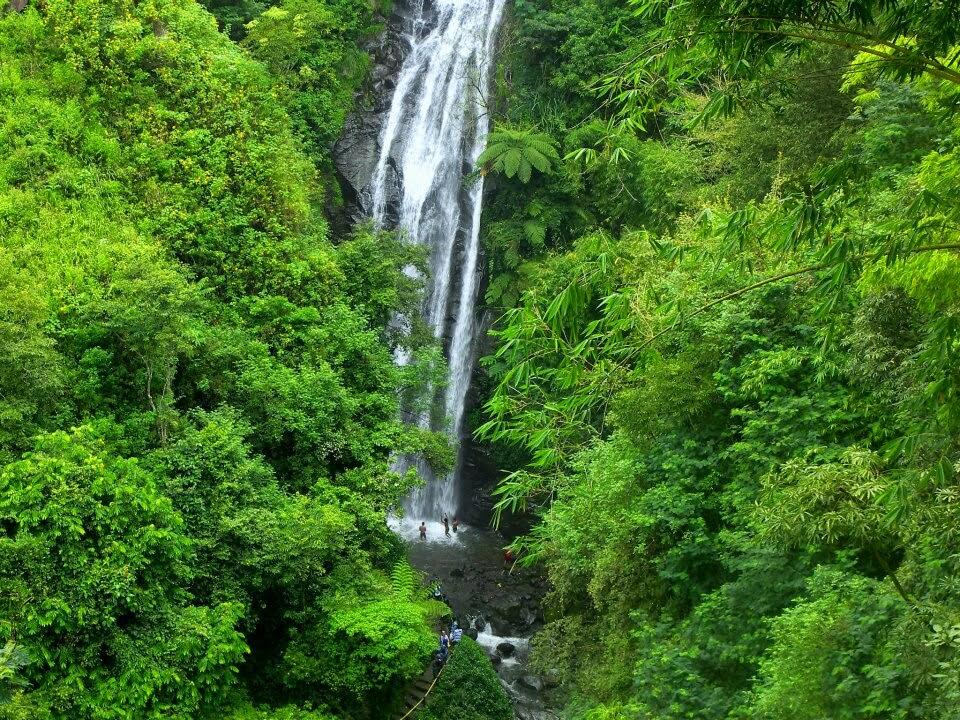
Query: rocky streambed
[[403, 522, 559, 720]]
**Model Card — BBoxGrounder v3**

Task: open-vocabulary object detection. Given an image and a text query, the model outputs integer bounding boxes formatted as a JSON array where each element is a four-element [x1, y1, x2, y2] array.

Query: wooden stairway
[[393, 651, 451, 720]]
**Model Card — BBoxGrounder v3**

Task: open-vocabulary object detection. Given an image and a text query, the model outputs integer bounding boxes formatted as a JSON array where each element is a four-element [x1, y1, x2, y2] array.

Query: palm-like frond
[[390, 561, 417, 598], [523, 219, 547, 247], [0, 641, 30, 702], [390, 563, 448, 621], [500, 148, 523, 178], [477, 126, 560, 183], [524, 147, 553, 174]]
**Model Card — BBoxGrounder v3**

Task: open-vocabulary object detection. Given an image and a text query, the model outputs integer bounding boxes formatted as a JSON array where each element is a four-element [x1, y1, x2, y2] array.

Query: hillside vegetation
[[476, 1, 960, 718], [0, 1, 447, 717], [2, 1, 959, 720]]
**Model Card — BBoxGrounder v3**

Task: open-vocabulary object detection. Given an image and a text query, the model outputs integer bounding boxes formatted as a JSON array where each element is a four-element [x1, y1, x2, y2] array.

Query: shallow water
[[389, 516, 468, 545]]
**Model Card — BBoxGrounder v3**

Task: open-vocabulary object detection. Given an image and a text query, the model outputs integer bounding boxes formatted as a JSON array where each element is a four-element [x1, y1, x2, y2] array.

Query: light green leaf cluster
[[478, 126, 561, 183]]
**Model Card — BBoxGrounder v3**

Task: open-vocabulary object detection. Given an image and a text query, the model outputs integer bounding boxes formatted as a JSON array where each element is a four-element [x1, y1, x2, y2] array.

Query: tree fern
[[391, 562, 447, 621], [477, 126, 560, 183], [390, 561, 417, 599]]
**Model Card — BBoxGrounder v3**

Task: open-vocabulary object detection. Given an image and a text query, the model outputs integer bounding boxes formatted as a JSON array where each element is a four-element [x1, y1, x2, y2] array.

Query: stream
[[395, 520, 559, 719]]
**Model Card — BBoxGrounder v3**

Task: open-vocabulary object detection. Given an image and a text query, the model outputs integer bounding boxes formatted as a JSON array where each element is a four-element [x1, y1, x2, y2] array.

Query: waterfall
[[370, 0, 505, 522]]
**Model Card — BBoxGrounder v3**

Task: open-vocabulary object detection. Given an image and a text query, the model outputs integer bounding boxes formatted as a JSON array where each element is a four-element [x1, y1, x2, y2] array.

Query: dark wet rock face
[[332, 0, 424, 224], [521, 606, 538, 627], [497, 641, 516, 658], [333, 112, 386, 220], [519, 675, 544, 693]]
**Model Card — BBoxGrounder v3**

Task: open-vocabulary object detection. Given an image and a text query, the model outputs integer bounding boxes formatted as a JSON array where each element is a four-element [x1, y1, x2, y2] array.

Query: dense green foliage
[[0, 0, 445, 718], [4, 0, 960, 718], [419, 638, 513, 720], [478, 1, 960, 718], [242, 0, 380, 170]]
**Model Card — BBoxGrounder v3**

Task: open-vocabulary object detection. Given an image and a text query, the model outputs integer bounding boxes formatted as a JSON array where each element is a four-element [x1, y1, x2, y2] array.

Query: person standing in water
[[419, 522, 427, 540], [442, 515, 450, 536], [452, 517, 459, 533]]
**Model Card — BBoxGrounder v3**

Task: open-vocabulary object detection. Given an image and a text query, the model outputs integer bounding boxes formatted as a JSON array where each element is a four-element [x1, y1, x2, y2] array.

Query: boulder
[[519, 675, 544, 692], [496, 641, 515, 658], [543, 669, 561, 689]]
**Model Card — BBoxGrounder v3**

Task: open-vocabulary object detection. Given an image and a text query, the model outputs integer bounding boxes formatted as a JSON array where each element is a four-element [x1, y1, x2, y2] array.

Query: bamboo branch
[[637, 243, 960, 351], [872, 548, 918, 608], [615, 22, 960, 88]]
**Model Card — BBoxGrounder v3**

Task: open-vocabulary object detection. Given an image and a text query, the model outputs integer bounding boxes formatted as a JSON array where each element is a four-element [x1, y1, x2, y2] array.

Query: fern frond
[[518, 159, 533, 183], [501, 149, 523, 178], [523, 220, 547, 246], [524, 148, 553, 174], [419, 598, 449, 621], [391, 562, 416, 598]]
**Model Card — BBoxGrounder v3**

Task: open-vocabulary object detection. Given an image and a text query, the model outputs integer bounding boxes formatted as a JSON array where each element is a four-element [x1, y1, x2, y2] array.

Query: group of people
[[435, 620, 465, 666], [418, 514, 460, 540]]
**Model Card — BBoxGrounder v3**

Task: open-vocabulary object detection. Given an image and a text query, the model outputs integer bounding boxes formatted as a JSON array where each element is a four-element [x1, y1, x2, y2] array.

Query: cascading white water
[[370, 0, 506, 522]]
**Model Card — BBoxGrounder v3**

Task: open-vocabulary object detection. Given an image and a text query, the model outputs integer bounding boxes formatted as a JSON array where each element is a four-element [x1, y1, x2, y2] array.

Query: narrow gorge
[[335, 1, 553, 716]]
